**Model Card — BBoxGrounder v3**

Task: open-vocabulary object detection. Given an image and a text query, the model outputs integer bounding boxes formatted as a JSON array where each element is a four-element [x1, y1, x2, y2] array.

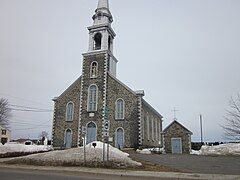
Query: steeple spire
[[97, 0, 109, 10], [93, 0, 112, 24]]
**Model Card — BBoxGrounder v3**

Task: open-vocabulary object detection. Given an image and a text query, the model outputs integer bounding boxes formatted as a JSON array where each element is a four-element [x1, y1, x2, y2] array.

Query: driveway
[[129, 153, 240, 175]]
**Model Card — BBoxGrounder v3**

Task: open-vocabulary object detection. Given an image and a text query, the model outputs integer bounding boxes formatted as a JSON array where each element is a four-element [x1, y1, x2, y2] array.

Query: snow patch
[[6, 141, 141, 168], [136, 149, 151, 154], [191, 143, 240, 156], [136, 147, 165, 154], [86, 141, 129, 157], [0, 143, 52, 154]]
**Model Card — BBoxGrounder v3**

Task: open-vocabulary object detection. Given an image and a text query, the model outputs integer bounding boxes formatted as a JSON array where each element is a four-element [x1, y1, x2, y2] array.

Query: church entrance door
[[86, 122, 97, 144], [65, 129, 72, 148], [115, 128, 124, 149]]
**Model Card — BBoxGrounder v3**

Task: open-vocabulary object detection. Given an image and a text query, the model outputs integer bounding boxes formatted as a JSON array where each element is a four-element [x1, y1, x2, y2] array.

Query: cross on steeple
[[172, 107, 179, 121]]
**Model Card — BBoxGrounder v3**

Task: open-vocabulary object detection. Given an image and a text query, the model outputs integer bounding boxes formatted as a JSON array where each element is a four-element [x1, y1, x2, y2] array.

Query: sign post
[[103, 106, 110, 164], [82, 126, 86, 165]]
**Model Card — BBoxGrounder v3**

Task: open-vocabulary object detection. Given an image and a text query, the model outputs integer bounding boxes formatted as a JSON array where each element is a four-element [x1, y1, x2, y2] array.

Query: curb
[[0, 163, 239, 180]]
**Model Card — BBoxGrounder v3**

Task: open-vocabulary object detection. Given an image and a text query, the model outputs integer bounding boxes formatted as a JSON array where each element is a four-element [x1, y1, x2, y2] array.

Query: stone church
[[52, 0, 163, 149]]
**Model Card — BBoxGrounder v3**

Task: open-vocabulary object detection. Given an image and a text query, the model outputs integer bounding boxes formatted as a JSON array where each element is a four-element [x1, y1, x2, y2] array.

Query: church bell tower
[[87, 0, 117, 76], [78, 0, 117, 146]]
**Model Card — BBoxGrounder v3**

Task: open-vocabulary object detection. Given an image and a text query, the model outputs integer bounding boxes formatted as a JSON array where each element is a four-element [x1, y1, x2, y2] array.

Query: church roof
[[142, 99, 163, 119], [108, 73, 163, 119], [53, 76, 81, 101], [163, 120, 193, 134]]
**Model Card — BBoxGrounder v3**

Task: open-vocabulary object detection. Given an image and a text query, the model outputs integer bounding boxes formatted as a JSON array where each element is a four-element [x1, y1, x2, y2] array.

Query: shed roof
[[163, 120, 193, 135]]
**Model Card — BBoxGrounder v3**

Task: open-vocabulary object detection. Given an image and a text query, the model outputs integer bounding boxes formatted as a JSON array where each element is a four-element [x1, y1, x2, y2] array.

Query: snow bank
[[6, 142, 141, 168], [136, 147, 165, 154], [0, 143, 52, 155], [190, 150, 201, 155], [191, 143, 240, 156], [86, 141, 129, 157], [136, 149, 151, 154]]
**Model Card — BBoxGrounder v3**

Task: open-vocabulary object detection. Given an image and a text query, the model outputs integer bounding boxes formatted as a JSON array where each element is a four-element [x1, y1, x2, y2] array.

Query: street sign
[[103, 131, 109, 137], [104, 120, 110, 131], [104, 106, 110, 118]]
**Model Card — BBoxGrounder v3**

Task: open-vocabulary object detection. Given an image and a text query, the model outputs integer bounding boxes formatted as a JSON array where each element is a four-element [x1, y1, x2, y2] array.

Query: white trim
[[51, 101, 57, 146], [65, 101, 74, 122], [115, 127, 125, 149], [137, 96, 143, 145], [101, 53, 108, 141], [86, 121, 98, 143], [90, 61, 98, 78], [87, 84, 98, 112], [64, 128, 73, 148], [115, 98, 125, 120], [171, 138, 183, 154]]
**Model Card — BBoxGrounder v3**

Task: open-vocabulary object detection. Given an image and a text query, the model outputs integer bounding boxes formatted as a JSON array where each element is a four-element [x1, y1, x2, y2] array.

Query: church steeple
[[85, 0, 118, 77], [97, 0, 110, 12], [88, 0, 115, 53], [94, 0, 112, 24]]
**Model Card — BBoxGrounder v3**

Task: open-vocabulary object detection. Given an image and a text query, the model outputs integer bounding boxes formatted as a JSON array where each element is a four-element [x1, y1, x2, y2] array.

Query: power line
[[11, 108, 52, 113], [12, 125, 50, 131], [10, 104, 52, 111], [12, 115, 51, 123], [11, 121, 51, 126], [0, 92, 52, 108]]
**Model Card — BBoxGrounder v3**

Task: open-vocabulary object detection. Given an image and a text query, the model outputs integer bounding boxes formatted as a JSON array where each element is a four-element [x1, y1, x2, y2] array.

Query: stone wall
[[163, 122, 191, 154], [106, 74, 139, 148], [79, 52, 107, 145], [141, 102, 163, 148], [52, 78, 81, 148]]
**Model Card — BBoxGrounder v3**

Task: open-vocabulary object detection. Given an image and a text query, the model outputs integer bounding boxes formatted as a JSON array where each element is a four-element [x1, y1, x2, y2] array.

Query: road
[[130, 153, 240, 175], [0, 167, 165, 180]]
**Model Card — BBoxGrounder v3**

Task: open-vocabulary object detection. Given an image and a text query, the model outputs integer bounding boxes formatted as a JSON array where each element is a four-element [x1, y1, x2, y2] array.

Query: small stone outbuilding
[[162, 120, 192, 154]]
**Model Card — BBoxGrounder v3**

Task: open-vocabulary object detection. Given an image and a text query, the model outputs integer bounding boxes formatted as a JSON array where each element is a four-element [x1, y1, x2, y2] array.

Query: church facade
[[52, 0, 163, 149]]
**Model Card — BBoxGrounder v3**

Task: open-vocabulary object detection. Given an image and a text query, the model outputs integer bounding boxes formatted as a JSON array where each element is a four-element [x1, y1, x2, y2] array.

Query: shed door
[[115, 128, 124, 149], [86, 122, 97, 144], [171, 138, 182, 154], [65, 129, 72, 148]]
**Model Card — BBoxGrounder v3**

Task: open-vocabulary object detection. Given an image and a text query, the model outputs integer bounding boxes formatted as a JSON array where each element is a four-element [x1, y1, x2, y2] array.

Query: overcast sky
[[0, 0, 240, 142]]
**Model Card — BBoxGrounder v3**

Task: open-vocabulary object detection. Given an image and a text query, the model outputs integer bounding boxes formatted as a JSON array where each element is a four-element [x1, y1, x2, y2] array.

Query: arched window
[[115, 99, 125, 120], [108, 36, 111, 51], [66, 102, 74, 122], [115, 127, 124, 149], [94, 33, 102, 50], [65, 129, 72, 148], [90, 61, 98, 78], [88, 85, 98, 111]]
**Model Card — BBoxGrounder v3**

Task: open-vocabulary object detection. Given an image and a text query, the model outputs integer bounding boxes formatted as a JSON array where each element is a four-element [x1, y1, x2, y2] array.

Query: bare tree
[[0, 98, 11, 128], [39, 130, 48, 144], [222, 94, 240, 140]]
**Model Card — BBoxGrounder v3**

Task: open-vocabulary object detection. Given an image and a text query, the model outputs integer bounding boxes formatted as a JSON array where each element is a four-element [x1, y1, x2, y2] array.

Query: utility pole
[[200, 115, 203, 144]]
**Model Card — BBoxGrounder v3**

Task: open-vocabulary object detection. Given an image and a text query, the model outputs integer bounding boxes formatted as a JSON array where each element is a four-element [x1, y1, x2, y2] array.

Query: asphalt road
[[0, 167, 164, 180], [130, 153, 240, 175]]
